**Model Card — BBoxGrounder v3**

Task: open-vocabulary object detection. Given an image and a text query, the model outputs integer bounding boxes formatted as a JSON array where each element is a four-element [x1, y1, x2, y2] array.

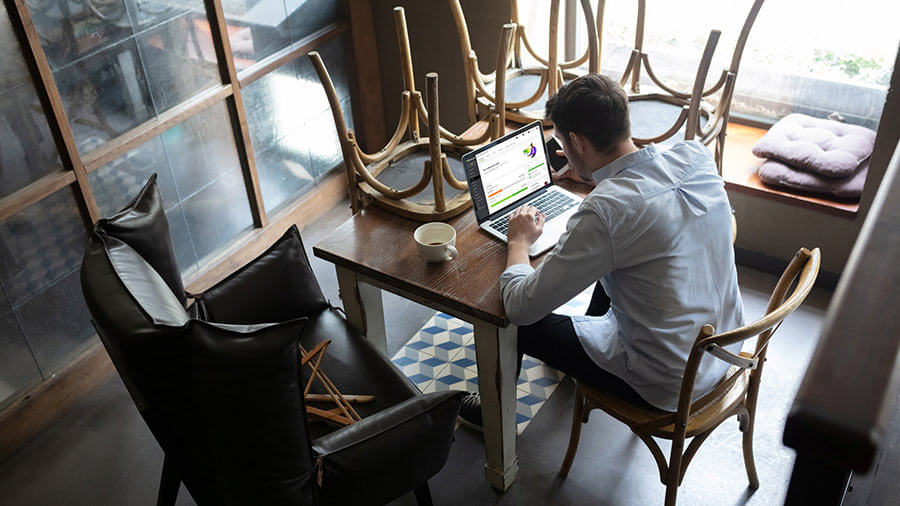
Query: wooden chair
[[449, 0, 601, 125], [559, 247, 821, 506], [621, 0, 765, 171], [626, 28, 721, 151], [310, 7, 514, 220]]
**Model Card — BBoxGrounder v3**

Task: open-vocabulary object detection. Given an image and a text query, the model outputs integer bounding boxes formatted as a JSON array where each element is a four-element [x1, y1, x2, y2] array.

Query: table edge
[[313, 245, 511, 328]]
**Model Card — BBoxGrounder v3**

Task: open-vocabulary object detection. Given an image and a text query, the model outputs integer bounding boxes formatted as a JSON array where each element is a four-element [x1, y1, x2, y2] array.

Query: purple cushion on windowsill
[[751, 113, 876, 179], [757, 158, 868, 202]]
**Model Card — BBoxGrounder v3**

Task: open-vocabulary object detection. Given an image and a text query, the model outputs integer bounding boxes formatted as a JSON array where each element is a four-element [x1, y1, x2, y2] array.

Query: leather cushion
[[98, 174, 187, 304], [758, 158, 868, 201], [751, 113, 876, 178], [312, 391, 464, 506], [301, 309, 420, 440], [81, 232, 220, 504], [81, 234, 191, 409], [189, 318, 316, 506], [197, 225, 329, 324]]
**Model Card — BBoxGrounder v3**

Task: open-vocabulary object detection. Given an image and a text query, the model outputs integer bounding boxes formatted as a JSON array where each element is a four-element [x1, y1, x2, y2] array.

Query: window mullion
[[3, 0, 102, 226]]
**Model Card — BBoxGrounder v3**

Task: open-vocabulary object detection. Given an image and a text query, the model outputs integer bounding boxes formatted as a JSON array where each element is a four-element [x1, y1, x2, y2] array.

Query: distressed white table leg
[[473, 320, 519, 491], [335, 266, 388, 356]]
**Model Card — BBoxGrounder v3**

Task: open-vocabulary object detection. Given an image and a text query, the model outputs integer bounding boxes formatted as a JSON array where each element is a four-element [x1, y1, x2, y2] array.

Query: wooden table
[[313, 178, 589, 491]]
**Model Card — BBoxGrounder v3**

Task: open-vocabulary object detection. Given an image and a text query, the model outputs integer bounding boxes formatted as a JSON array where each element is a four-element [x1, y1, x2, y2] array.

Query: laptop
[[462, 121, 583, 257]]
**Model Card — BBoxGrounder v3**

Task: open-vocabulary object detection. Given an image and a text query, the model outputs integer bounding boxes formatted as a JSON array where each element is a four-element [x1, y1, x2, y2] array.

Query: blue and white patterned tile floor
[[391, 284, 596, 434]]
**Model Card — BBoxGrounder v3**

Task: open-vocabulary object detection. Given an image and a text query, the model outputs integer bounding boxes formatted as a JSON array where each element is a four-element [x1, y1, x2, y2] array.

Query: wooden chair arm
[[704, 344, 758, 369]]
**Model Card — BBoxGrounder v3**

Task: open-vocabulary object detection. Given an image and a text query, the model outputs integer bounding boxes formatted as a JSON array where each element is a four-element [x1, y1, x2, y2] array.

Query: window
[[518, 0, 899, 129], [0, 0, 354, 408]]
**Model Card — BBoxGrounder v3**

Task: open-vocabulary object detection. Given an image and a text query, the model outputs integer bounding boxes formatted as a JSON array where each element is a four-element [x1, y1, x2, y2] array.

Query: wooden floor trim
[[0, 341, 114, 465]]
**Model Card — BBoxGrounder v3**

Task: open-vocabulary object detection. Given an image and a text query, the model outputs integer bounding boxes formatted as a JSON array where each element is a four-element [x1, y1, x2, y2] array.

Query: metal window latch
[[705, 344, 758, 369]]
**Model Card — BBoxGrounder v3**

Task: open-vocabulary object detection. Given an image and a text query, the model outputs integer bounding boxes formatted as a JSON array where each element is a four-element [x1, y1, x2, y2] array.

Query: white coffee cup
[[414, 222, 458, 263]]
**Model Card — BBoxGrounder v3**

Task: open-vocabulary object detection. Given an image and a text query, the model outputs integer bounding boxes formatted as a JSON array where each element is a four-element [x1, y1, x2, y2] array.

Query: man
[[458, 74, 744, 429]]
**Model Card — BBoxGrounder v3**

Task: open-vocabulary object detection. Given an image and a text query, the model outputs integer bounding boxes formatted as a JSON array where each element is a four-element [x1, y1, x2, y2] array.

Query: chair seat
[[629, 98, 709, 146], [483, 71, 579, 116], [373, 151, 468, 204], [300, 308, 420, 439], [505, 72, 551, 112], [580, 367, 750, 438]]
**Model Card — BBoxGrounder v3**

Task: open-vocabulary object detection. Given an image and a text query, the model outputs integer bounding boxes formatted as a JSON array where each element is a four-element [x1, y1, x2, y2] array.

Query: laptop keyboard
[[488, 191, 578, 236]]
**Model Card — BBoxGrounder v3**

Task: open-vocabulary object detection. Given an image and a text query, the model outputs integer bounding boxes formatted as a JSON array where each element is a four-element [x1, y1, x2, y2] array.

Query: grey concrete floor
[[0, 201, 834, 505]]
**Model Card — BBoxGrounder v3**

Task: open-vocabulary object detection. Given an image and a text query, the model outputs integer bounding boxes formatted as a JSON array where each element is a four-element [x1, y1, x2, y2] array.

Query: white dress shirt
[[500, 141, 744, 411]]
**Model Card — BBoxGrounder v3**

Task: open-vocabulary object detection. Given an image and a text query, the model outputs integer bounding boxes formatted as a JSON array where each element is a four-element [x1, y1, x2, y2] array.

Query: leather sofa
[[80, 175, 463, 505]]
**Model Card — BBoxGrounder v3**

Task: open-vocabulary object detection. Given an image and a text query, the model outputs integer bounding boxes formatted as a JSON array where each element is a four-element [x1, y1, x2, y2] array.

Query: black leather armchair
[[80, 176, 462, 505]]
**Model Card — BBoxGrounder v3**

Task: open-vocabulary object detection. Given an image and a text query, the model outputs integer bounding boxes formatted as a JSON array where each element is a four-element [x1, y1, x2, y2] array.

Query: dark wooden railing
[[783, 142, 900, 504]]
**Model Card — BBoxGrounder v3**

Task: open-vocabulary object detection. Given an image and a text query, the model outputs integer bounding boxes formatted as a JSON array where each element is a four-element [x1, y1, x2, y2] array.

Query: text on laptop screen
[[465, 125, 551, 220]]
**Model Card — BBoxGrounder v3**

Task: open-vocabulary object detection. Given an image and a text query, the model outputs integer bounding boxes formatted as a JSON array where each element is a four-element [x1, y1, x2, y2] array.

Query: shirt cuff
[[501, 263, 535, 278], [500, 263, 535, 291]]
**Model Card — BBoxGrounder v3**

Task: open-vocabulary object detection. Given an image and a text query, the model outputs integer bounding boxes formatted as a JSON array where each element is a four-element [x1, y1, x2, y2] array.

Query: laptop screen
[[464, 122, 552, 222]]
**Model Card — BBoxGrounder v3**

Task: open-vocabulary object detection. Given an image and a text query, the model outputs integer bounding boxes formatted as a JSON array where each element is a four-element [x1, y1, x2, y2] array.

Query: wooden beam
[[346, 0, 386, 151], [0, 341, 115, 464], [203, 0, 268, 228], [4, 0, 101, 224], [82, 84, 233, 173], [0, 171, 76, 222], [783, 145, 900, 473], [238, 22, 349, 88]]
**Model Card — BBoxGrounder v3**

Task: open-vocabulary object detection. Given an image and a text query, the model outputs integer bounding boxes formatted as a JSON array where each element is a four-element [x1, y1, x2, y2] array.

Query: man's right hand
[[508, 205, 545, 247]]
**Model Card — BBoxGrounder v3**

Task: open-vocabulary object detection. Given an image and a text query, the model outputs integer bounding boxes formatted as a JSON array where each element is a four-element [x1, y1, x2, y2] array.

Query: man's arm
[[506, 206, 543, 269], [501, 204, 614, 325]]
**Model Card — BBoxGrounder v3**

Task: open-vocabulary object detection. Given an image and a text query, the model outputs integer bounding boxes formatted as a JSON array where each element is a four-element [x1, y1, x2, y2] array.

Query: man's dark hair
[[545, 74, 630, 153]]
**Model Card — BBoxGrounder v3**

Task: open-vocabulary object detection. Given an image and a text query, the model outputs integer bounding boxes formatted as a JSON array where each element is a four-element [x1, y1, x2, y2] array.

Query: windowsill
[[722, 123, 860, 219]]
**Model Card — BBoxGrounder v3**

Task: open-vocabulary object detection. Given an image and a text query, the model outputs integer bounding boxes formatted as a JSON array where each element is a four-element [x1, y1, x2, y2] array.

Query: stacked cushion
[[757, 158, 869, 201], [751, 113, 875, 200]]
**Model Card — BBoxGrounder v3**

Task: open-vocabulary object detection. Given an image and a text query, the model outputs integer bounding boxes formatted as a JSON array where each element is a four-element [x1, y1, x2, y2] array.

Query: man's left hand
[[508, 205, 545, 246]]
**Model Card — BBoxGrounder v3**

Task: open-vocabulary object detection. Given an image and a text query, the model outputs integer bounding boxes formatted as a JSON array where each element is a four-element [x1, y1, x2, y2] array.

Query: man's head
[[545, 74, 632, 179]]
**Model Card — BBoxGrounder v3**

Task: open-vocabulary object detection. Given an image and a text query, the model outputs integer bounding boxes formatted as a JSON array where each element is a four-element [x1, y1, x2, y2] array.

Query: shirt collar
[[591, 144, 660, 184]]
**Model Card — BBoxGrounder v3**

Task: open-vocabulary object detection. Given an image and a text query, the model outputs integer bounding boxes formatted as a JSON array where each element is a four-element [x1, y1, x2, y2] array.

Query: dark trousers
[[516, 283, 645, 402]]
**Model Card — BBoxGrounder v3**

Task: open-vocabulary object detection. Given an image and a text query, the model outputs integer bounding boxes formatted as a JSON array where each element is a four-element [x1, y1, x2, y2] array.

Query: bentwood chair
[[449, 0, 600, 125], [311, 7, 513, 221], [621, 0, 766, 171], [559, 247, 821, 505]]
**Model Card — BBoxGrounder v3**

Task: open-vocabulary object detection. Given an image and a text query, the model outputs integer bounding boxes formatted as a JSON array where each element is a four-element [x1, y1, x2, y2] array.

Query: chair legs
[[559, 386, 761, 504], [664, 480, 679, 506], [157, 455, 180, 506], [413, 482, 434, 506], [740, 411, 760, 489], [559, 385, 586, 478], [664, 437, 685, 506]]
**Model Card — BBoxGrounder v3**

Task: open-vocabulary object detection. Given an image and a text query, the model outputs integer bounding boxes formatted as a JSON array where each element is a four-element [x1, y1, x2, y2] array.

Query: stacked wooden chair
[[620, 0, 766, 171], [449, 0, 601, 125], [311, 7, 514, 220]]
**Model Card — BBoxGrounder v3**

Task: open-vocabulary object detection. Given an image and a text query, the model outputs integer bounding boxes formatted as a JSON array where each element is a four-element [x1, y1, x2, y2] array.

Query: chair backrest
[[675, 247, 821, 425]]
